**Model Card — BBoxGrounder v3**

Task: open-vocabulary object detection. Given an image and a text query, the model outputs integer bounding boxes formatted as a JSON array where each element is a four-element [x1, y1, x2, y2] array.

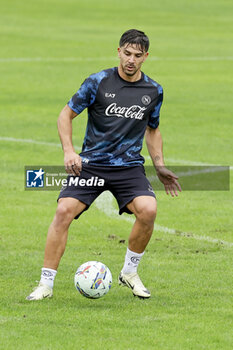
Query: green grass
[[0, 0, 233, 349]]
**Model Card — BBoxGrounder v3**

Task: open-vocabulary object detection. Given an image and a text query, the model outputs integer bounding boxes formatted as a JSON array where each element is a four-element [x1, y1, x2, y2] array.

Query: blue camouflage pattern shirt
[[68, 67, 163, 166]]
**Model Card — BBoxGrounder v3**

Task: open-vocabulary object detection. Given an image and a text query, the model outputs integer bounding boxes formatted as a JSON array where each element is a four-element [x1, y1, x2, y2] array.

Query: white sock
[[121, 248, 145, 274], [40, 268, 57, 288]]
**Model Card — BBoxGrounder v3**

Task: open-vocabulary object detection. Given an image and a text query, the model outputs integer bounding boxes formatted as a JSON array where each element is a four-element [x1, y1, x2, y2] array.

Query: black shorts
[[58, 164, 155, 219]]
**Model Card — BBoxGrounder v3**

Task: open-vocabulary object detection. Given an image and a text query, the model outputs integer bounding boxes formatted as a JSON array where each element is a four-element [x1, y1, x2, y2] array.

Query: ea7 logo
[[105, 93, 115, 98]]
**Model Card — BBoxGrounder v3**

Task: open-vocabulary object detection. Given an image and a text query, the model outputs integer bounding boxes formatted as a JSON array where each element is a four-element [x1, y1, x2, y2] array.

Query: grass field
[[0, 0, 233, 349]]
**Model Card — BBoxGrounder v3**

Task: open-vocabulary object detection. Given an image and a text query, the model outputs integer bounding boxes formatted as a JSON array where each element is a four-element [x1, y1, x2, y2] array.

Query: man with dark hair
[[27, 29, 181, 301], [119, 29, 150, 52]]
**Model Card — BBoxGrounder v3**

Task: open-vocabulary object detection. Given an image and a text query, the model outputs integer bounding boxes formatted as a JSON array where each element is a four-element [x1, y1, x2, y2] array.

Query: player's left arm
[[145, 126, 181, 197]]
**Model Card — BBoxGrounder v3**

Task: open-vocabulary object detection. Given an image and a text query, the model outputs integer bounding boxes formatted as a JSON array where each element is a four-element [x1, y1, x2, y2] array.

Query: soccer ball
[[74, 261, 112, 299]]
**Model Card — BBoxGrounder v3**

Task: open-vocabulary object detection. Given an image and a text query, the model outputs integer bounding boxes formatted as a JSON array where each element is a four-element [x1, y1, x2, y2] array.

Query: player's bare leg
[[119, 196, 157, 298], [127, 196, 157, 253], [26, 197, 86, 300], [44, 197, 87, 270]]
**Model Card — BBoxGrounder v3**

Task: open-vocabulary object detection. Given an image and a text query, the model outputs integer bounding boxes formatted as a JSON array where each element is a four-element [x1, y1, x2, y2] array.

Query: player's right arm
[[57, 104, 82, 176], [59, 72, 100, 175]]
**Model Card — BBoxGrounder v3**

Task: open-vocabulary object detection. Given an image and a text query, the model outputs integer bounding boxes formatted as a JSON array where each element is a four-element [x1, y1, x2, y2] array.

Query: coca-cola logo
[[105, 103, 146, 120]]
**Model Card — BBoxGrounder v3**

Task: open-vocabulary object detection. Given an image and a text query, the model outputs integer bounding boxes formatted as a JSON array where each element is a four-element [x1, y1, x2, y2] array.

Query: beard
[[123, 64, 139, 76]]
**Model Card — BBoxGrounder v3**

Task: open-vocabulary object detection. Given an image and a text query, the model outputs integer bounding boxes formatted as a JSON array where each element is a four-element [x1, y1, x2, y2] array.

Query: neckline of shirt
[[114, 67, 144, 84]]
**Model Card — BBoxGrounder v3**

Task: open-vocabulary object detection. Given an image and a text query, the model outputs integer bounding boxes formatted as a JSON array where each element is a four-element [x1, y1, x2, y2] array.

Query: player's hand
[[64, 151, 82, 176], [156, 166, 182, 197]]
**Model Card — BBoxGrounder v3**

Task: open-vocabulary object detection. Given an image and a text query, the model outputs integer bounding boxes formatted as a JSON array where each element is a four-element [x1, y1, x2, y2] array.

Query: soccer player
[[27, 29, 181, 300]]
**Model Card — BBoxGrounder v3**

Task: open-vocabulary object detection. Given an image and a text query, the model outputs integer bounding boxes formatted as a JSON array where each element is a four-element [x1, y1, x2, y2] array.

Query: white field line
[[147, 166, 229, 183], [0, 56, 233, 63], [0, 136, 61, 148], [1, 135, 232, 247], [1, 136, 232, 168], [0, 136, 81, 152], [176, 166, 228, 177], [0, 57, 115, 63], [95, 192, 233, 248]]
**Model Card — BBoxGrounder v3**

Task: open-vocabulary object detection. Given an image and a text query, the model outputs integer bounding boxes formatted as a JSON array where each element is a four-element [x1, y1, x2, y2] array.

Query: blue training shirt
[[68, 67, 163, 166]]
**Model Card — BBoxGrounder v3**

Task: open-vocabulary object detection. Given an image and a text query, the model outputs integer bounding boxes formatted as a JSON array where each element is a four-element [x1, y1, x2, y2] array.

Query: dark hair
[[119, 29, 149, 52]]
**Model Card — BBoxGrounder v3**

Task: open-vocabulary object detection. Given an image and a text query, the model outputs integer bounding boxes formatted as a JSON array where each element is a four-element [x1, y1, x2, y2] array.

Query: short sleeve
[[148, 85, 163, 129], [67, 70, 109, 115], [67, 76, 97, 114]]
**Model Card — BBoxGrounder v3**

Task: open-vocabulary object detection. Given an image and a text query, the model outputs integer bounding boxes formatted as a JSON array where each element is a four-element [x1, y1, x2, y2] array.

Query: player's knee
[[137, 205, 157, 224], [55, 203, 75, 224]]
